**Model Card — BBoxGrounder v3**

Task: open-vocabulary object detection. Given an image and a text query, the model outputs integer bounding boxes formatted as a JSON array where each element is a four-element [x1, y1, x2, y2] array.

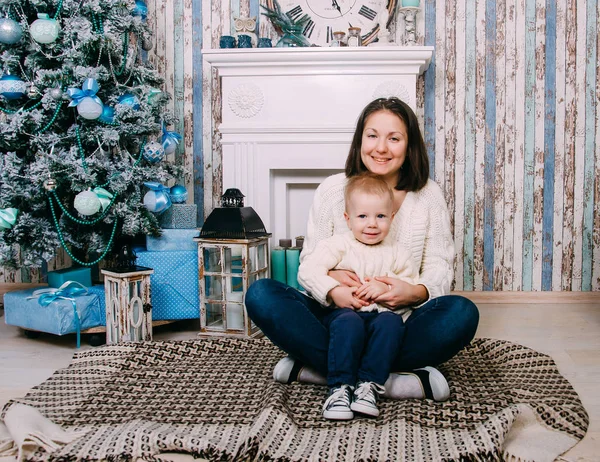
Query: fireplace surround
[[202, 47, 433, 246]]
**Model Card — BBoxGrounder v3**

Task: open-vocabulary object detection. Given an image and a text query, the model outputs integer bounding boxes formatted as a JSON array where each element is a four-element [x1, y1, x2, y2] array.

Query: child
[[298, 172, 418, 420]]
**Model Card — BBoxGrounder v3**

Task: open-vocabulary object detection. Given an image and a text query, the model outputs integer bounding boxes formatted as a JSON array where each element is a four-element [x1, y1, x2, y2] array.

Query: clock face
[[266, 0, 397, 47]]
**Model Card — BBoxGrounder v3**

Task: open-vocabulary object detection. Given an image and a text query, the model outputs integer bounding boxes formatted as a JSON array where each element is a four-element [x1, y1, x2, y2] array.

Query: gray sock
[[383, 372, 425, 399], [297, 366, 327, 385]]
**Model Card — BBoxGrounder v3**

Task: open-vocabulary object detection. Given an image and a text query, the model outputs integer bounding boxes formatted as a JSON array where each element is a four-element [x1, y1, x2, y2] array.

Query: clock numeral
[[326, 26, 334, 43], [303, 18, 315, 38], [286, 5, 304, 22], [358, 5, 377, 21]]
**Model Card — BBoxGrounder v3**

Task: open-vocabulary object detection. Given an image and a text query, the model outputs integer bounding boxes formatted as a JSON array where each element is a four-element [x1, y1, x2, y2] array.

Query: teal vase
[[276, 24, 310, 47]]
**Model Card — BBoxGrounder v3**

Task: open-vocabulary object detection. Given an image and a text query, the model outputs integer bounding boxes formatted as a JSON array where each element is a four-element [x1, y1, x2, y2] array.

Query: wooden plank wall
[[2, 0, 598, 293]]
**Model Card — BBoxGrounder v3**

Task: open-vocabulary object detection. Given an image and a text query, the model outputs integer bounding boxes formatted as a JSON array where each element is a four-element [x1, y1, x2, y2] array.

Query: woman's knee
[[448, 295, 480, 340], [244, 278, 281, 318]]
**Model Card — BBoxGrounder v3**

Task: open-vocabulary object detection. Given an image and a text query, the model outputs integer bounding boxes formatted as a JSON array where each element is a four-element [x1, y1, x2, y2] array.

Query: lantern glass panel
[[205, 302, 224, 328], [226, 302, 244, 330], [257, 243, 267, 269], [224, 247, 243, 293], [226, 277, 244, 302], [249, 246, 258, 272], [203, 247, 222, 272], [204, 275, 224, 300]]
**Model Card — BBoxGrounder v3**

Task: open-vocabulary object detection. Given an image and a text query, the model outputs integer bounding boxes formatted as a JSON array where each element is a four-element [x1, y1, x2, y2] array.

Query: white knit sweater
[[300, 173, 454, 306], [298, 231, 419, 319]]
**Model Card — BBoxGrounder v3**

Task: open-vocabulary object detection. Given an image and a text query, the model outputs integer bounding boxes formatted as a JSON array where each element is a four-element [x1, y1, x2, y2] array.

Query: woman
[[245, 97, 479, 403]]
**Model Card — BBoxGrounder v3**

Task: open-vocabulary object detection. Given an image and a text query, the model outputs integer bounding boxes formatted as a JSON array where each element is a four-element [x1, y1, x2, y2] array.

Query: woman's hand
[[372, 277, 429, 308], [328, 269, 362, 288]]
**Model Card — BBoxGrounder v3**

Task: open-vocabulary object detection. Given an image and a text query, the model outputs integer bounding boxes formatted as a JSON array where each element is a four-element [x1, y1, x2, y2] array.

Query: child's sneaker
[[351, 381, 385, 417], [323, 384, 354, 420]]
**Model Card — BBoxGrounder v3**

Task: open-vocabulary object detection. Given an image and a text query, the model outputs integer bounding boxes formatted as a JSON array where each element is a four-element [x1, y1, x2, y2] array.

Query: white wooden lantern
[[196, 236, 269, 338], [101, 267, 154, 344], [195, 188, 271, 338]]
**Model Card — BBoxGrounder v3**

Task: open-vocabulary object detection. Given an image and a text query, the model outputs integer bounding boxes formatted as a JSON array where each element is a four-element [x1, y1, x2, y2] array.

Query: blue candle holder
[[237, 34, 252, 48], [219, 35, 236, 48], [257, 37, 272, 48]]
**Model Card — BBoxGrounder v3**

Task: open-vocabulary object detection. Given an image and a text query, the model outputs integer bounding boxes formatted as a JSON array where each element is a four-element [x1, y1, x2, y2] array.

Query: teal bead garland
[[47, 193, 118, 266], [0, 100, 43, 114], [37, 102, 63, 134], [114, 34, 129, 76], [75, 126, 89, 172], [49, 189, 117, 225]]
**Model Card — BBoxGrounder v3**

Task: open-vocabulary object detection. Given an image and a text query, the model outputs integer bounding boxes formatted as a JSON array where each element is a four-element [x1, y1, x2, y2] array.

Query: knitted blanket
[[0, 337, 589, 462]]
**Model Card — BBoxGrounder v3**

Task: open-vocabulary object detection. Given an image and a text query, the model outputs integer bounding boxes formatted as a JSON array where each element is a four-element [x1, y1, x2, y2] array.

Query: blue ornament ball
[[118, 93, 140, 110], [0, 74, 27, 100], [169, 185, 188, 203], [142, 141, 165, 163], [98, 106, 115, 124], [132, 0, 148, 20], [0, 18, 23, 45]]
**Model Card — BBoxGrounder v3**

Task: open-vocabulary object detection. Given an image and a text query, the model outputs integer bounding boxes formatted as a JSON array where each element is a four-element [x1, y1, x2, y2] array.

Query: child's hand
[[328, 286, 365, 310], [354, 278, 390, 301]]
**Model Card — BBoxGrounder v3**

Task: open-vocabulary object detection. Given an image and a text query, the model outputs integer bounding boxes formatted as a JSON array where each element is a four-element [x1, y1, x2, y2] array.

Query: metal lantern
[[101, 265, 154, 344], [195, 188, 271, 338]]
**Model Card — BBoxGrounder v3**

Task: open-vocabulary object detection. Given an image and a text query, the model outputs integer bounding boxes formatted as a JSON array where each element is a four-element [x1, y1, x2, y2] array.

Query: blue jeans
[[245, 279, 480, 375], [323, 309, 405, 387]]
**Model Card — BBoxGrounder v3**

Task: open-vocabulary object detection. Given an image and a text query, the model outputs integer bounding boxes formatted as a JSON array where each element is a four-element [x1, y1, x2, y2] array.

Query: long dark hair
[[344, 97, 430, 192]]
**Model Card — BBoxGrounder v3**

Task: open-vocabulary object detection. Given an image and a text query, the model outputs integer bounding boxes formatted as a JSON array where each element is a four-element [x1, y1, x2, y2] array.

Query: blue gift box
[[158, 204, 197, 229], [47, 267, 92, 288], [146, 228, 199, 251], [136, 250, 199, 320], [4, 285, 105, 335]]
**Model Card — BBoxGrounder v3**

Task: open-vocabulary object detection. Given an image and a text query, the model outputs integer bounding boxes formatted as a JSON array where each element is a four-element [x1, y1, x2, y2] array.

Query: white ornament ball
[[143, 190, 170, 213], [76, 96, 103, 120], [74, 190, 101, 216]]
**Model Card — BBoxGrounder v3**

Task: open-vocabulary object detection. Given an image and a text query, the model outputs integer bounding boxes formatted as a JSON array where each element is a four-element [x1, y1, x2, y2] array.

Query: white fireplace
[[202, 47, 433, 246]]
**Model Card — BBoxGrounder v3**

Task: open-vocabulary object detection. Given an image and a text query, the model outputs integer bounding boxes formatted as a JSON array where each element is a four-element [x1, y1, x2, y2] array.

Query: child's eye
[[377, 214, 386, 219], [358, 214, 367, 219]]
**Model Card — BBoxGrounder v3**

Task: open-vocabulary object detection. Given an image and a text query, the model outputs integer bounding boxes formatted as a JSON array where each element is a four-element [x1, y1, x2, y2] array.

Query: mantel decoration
[[195, 188, 271, 338], [398, 0, 422, 45], [260, 0, 311, 47]]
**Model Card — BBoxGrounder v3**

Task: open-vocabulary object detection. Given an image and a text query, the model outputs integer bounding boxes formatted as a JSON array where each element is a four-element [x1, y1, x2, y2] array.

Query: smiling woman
[[245, 97, 480, 419], [265, 0, 398, 46]]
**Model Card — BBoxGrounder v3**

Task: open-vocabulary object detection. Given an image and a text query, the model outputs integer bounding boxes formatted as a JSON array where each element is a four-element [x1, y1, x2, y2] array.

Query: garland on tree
[[0, 0, 184, 269]]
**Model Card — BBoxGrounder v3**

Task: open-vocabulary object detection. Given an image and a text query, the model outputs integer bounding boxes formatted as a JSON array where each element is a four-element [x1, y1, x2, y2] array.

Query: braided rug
[[4, 337, 588, 462]]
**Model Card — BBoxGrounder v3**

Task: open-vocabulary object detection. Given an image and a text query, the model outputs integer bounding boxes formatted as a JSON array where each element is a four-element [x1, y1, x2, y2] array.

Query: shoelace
[[323, 385, 352, 411], [355, 381, 385, 404]]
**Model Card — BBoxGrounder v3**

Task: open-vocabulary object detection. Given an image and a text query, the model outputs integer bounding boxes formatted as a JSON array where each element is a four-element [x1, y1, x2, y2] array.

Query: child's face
[[344, 192, 394, 245]]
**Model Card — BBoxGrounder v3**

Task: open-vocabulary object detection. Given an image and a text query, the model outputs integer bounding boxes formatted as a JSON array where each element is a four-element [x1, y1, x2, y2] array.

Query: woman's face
[[360, 110, 408, 185]]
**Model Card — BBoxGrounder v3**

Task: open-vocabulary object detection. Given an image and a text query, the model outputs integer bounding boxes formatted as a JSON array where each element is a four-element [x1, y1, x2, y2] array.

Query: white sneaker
[[323, 384, 354, 420], [413, 366, 450, 401], [273, 356, 298, 384], [351, 381, 385, 417]]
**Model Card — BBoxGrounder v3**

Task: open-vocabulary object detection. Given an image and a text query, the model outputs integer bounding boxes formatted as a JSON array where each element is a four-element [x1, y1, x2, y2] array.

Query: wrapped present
[[158, 203, 197, 229], [136, 249, 199, 320], [47, 267, 92, 288], [4, 284, 106, 347], [146, 228, 199, 251]]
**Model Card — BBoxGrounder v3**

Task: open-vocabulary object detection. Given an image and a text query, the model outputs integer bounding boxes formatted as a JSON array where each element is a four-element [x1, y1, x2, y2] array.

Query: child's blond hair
[[344, 173, 394, 208]]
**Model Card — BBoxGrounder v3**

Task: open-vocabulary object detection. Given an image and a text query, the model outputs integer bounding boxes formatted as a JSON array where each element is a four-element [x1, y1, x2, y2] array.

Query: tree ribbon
[[67, 78, 102, 107], [0, 208, 18, 230]]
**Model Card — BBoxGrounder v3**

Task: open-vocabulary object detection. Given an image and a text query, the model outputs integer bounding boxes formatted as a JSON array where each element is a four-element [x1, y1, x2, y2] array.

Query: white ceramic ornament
[[76, 96, 103, 119], [74, 190, 101, 215], [30, 13, 60, 44]]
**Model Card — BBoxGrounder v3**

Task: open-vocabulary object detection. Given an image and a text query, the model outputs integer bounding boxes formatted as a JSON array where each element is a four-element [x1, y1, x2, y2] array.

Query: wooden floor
[[1, 300, 599, 461]]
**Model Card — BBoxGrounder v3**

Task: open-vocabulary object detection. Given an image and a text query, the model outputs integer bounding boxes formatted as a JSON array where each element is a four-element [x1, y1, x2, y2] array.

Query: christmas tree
[[0, 0, 183, 269]]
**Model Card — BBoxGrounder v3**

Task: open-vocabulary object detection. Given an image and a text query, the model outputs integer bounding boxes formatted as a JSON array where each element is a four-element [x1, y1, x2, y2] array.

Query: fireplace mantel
[[202, 46, 433, 246]]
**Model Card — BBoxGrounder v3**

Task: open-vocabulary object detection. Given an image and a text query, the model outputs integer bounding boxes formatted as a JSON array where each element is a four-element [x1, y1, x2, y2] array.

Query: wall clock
[[265, 0, 398, 47]]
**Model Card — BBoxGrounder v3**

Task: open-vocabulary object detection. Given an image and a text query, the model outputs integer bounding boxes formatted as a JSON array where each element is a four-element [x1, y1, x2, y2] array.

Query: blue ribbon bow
[[161, 126, 183, 145], [67, 78, 103, 108], [143, 181, 172, 213], [28, 281, 89, 348]]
